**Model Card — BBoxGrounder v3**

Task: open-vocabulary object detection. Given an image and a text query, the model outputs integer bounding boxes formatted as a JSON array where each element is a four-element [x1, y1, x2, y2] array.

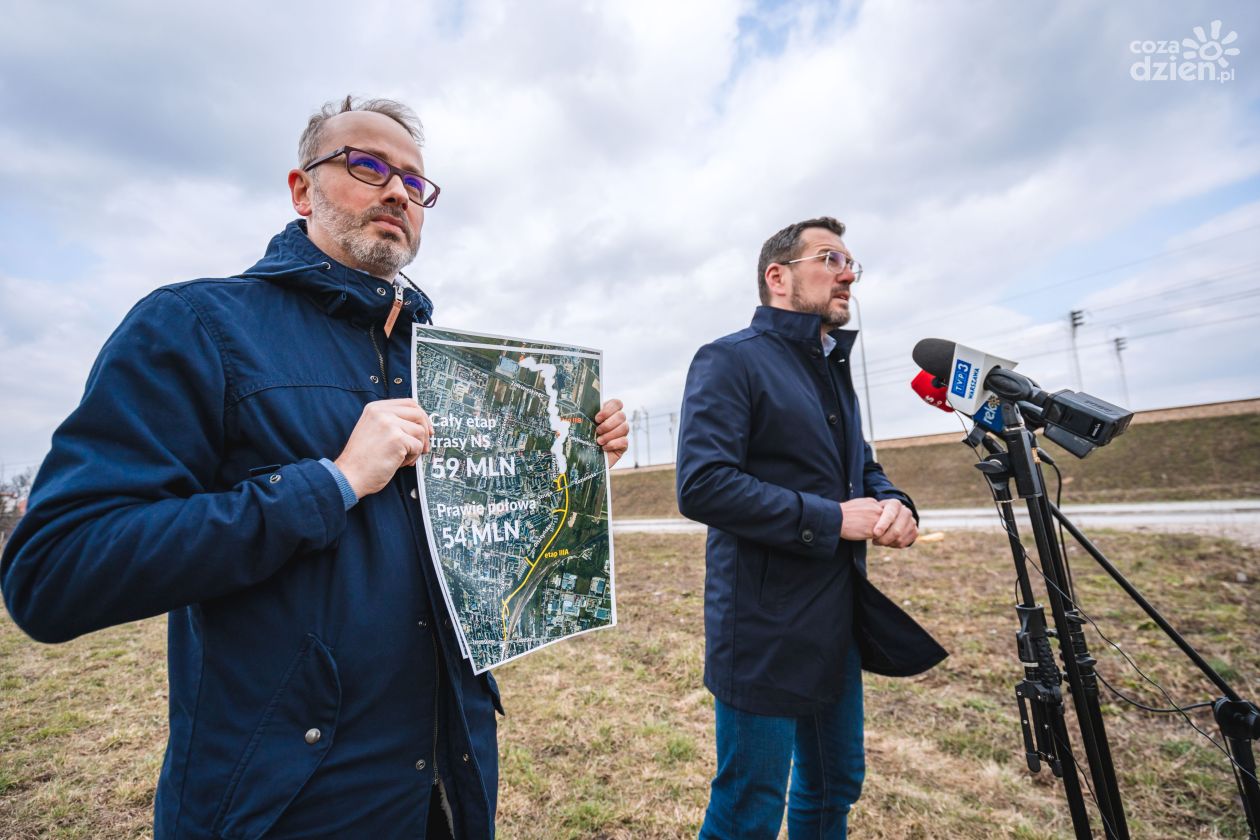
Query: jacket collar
[[236, 220, 435, 324], [750, 305, 858, 355]]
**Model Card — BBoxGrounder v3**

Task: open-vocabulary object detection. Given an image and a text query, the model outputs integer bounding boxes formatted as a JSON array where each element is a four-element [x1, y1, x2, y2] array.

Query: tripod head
[[1216, 698, 1260, 740]]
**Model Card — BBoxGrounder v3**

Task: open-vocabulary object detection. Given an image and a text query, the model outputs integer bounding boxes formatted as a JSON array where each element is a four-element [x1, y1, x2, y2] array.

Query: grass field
[[611, 412, 1260, 518], [2, 530, 1258, 838]]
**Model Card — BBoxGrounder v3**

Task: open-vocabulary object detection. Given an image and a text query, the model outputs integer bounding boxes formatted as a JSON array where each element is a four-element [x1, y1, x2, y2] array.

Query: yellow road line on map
[[500, 474, 570, 642]]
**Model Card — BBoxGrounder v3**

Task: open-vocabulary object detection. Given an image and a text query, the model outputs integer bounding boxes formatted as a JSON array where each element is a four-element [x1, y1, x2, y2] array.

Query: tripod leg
[[1047, 702, 1095, 838], [1013, 604, 1094, 836], [1227, 736, 1260, 840], [1014, 681, 1093, 838], [1062, 609, 1129, 839], [1025, 494, 1131, 839]]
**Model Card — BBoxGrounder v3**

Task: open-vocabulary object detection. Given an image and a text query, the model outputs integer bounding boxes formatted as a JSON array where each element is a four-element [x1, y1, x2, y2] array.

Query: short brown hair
[[756, 216, 847, 304], [298, 96, 425, 166]]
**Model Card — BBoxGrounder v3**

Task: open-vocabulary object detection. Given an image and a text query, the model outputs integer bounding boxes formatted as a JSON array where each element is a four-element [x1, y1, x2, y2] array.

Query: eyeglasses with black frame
[[303, 146, 441, 208], [783, 250, 863, 281]]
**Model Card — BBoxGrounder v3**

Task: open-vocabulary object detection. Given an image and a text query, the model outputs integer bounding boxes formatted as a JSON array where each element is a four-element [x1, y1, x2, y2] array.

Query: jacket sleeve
[[675, 341, 842, 560], [1, 289, 347, 643], [861, 442, 918, 523]]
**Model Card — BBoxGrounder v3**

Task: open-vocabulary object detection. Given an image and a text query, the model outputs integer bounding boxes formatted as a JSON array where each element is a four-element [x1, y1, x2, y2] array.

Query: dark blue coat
[[2, 221, 502, 839], [677, 306, 946, 716]]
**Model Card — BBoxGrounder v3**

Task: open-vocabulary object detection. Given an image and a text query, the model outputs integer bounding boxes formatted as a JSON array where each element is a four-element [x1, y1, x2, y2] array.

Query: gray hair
[[756, 216, 847, 305], [298, 95, 425, 166]]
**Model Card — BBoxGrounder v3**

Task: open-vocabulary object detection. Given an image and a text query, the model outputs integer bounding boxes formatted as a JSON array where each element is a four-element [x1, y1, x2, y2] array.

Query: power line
[[847, 272, 1260, 385], [637, 305, 1260, 414], [1085, 262, 1260, 314], [859, 309, 1260, 392], [851, 263, 1260, 378], [872, 222, 1260, 341], [1088, 288, 1260, 330]]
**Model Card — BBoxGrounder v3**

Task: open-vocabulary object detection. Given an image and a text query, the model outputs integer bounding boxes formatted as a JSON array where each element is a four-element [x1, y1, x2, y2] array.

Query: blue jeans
[[699, 647, 864, 839]]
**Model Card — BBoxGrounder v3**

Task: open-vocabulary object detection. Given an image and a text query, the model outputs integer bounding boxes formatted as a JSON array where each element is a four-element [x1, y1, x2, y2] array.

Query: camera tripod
[[965, 400, 1260, 839]]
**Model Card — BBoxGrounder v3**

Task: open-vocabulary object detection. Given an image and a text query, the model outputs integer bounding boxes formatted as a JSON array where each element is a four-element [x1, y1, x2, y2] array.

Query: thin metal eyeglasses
[[783, 250, 863, 281], [303, 146, 441, 208]]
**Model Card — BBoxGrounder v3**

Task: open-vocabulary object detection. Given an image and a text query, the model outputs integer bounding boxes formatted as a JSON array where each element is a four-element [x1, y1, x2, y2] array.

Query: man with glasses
[[2, 96, 628, 839], [676, 217, 945, 838]]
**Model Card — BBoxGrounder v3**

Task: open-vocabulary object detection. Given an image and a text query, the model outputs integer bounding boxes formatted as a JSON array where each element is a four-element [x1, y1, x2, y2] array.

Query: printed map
[[412, 326, 616, 673]]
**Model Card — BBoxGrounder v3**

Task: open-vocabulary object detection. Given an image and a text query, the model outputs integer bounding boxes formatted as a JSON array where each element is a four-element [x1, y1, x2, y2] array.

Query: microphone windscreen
[[911, 369, 954, 412], [912, 338, 956, 379]]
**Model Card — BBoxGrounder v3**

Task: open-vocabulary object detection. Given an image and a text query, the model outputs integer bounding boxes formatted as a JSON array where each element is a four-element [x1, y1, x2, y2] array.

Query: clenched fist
[[839, 497, 917, 548], [872, 498, 917, 548]]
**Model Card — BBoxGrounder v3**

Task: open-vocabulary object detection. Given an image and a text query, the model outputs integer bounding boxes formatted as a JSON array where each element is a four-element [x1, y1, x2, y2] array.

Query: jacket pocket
[[213, 634, 341, 840], [759, 550, 830, 613]]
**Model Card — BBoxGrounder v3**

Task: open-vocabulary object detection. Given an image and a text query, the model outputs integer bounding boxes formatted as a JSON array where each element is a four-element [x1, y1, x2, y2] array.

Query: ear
[[288, 169, 314, 217], [764, 263, 791, 301]]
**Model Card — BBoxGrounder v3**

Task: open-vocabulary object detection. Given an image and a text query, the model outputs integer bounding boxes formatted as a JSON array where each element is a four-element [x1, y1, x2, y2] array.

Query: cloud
[[1, 0, 1258, 470]]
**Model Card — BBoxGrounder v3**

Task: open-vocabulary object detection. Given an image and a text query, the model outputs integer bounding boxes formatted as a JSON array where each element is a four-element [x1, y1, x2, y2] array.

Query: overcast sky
[[1, 0, 1258, 475]]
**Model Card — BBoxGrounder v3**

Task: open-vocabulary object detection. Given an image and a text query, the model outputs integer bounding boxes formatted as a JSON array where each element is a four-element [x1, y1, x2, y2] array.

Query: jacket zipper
[[431, 634, 441, 784], [379, 322, 442, 789], [380, 324, 441, 790], [368, 325, 387, 384]]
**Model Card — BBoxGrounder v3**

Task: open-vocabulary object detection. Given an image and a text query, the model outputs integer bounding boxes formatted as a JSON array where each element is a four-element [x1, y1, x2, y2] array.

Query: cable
[[959, 442, 1257, 820], [967, 431, 1247, 759], [1095, 670, 1215, 714], [964, 430, 1140, 837], [1051, 726, 1122, 840], [972, 432, 1260, 787], [1011, 519, 1256, 784]]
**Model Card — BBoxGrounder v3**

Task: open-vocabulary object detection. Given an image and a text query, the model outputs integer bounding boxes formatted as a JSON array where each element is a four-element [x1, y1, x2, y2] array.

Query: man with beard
[[676, 217, 945, 839], [1, 97, 628, 839]]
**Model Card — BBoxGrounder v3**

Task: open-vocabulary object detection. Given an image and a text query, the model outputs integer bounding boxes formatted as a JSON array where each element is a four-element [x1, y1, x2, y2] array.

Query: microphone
[[910, 370, 953, 411], [910, 368, 1008, 432], [911, 338, 1133, 452], [912, 338, 1042, 407]]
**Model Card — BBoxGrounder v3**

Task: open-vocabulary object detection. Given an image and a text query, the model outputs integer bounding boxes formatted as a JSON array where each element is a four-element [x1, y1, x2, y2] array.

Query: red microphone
[[911, 369, 954, 412]]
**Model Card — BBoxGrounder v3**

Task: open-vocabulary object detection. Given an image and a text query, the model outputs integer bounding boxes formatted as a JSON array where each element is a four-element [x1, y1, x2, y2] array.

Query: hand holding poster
[[412, 326, 616, 673]]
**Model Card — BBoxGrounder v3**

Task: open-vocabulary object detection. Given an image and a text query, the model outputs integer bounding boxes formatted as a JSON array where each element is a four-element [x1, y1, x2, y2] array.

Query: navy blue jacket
[[677, 306, 946, 716], [2, 221, 502, 839]]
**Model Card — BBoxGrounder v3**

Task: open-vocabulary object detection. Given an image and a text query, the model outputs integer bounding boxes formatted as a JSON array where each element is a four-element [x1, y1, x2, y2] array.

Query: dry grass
[[3, 530, 1258, 838], [0, 608, 166, 839]]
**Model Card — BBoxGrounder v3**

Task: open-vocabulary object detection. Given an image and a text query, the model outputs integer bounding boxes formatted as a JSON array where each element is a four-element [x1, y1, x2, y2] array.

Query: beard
[[789, 285, 852, 328], [309, 178, 420, 278]]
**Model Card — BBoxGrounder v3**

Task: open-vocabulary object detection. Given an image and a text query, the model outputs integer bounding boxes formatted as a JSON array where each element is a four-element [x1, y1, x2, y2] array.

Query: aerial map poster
[[411, 325, 616, 674]]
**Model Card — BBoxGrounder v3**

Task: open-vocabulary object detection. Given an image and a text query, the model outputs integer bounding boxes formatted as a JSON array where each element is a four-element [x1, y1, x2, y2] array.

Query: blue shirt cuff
[[319, 458, 358, 510]]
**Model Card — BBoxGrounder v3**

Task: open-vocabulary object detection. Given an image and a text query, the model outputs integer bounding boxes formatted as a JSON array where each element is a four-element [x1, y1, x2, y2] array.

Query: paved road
[[613, 500, 1260, 547]]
